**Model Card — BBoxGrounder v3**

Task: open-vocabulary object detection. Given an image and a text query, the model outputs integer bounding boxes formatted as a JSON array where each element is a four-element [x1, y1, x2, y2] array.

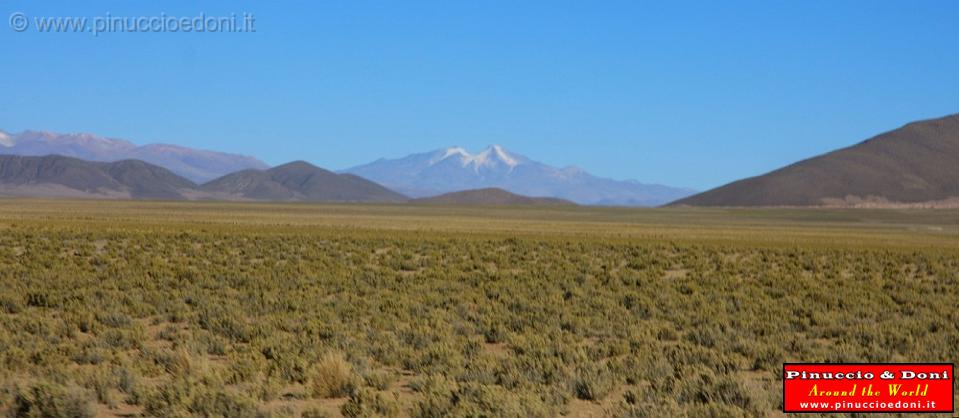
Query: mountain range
[[0, 130, 268, 183], [5, 113, 959, 208], [0, 130, 693, 206], [0, 155, 406, 203], [673, 114, 959, 207], [344, 145, 695, 206]]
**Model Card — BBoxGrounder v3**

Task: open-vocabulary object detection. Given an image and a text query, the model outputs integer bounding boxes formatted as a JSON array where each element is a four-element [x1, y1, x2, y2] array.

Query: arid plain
[[1, 199, 957, 417]]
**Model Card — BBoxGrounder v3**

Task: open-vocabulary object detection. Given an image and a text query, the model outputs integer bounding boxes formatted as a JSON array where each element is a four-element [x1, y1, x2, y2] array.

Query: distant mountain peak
[[17, 129, 55, 139], [428, 145, 524, 171], [0, 131, 11, 147], [276, 160, 317, 169], [17, 130, 135, 147], [478, 144, 520, 168], [344, 146, 694, 206], [437, 146, 469, 156]]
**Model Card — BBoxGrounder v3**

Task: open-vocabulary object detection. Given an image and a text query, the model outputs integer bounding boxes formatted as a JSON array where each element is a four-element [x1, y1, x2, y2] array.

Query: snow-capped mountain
[[0, 130, 269, 183], [0, 131, 13, 147], [430, 145, 525, 170], [344, 145, 695, 206]]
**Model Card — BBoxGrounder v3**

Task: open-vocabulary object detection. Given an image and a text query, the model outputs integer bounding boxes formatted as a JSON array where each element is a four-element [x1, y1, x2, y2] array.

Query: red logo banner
[[783, 363, 954, 413]]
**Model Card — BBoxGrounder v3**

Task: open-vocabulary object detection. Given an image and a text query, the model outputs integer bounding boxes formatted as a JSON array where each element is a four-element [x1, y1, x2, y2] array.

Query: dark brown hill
[[412, 188, 576, 206], [0, 154, 195, 199], [200, 161, 408, 203], [671, 114, 959, 207]]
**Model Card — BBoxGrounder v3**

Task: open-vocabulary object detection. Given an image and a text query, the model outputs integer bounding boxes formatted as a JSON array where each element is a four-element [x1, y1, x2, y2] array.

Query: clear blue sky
[[2, 1, 957, 190]]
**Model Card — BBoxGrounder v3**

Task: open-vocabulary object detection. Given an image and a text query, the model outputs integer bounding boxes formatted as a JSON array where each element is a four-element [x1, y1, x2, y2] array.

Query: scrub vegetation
[[0, 200, 957, 417]]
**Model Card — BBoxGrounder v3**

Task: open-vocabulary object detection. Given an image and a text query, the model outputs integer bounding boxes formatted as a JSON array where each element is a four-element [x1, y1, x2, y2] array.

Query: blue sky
[[2, 1, 957, 190]]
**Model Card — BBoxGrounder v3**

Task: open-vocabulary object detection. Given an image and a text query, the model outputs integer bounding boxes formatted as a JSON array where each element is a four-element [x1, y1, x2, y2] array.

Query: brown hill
[[412, 188, 575, 206], [200, 161, 408, 203], [0, 154, 195, 199], [671, 114, 959, 207]]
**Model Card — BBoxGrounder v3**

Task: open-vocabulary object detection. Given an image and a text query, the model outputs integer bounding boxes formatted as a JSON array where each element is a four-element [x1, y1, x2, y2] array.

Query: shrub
[[115, 366, 144, 405], [189, 389, 259, 418], [9, 381, 94, 418], [610, 398, 687, 418], [572, 362, 616, 401], [409, 374, 459, 418], [309, 352, 356, 398], [80, 367, 116, 408], [96, 311, 132, 328], [341, 387, 399, 417], [0, 295, 23, 314], [301, 407, 332, 418], [153, 348, 192, 375], [363, 370, 394, 391]]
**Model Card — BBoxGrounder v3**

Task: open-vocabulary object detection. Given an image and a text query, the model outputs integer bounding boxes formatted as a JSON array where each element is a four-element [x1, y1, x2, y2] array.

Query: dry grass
[[0, 199, 957, 416], [309, 353, 356, 399]]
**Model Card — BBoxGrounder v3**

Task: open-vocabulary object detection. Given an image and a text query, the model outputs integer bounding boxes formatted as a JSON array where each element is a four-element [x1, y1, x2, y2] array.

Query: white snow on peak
[[430, 147, 470, 164], [488, 145, 518, 167], [430, 145, 520, 170], [0, 131, 11, 147], [442, 146, 470, 159]]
